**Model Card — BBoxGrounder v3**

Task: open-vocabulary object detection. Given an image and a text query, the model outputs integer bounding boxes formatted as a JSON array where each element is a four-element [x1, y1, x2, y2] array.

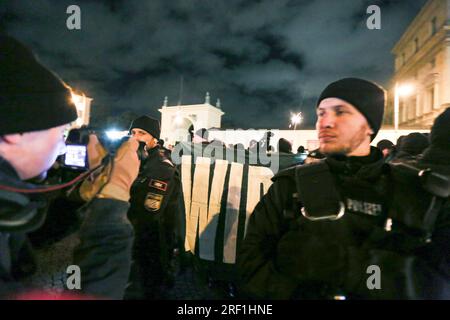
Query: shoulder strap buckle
[[295, 161, 346, 221], [301, 201, 346, 221]]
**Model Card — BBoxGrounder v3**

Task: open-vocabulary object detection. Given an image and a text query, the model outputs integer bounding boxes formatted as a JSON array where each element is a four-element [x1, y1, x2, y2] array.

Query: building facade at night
[[389, 0, 450, 128], [158, 97, 427, 151], [159, 93, 224, 144], [71, 92, 92, 128]]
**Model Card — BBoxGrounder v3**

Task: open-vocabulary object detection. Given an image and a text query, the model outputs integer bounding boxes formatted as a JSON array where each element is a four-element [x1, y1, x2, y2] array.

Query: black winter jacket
[[0, 156, 134, 299], [237, 147, 450, 299]]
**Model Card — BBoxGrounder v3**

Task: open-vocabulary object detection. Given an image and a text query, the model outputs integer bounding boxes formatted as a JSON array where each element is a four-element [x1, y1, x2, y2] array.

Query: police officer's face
[[316, 98, 373, 157], [131, 128, 157, 149]]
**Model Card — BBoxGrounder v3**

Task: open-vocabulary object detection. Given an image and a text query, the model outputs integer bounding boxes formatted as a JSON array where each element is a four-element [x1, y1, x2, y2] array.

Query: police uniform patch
[[149, 179, 168, 191], [144, 192, 164, 212]]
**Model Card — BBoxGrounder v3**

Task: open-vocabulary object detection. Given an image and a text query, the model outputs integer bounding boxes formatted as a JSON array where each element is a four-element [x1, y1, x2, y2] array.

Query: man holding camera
[[0, 35, 140, 299], [126, 116, 181, 299], [238, 78, 450, 299]]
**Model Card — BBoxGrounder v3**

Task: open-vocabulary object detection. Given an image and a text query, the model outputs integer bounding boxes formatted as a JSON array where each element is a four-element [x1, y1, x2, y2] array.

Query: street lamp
[[289, 112, 303, 130], [394, 82, 415, 131], [70, 91, 92, 128]]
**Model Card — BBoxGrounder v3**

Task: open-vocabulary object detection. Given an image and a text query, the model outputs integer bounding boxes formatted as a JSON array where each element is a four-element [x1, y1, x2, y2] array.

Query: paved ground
[[165, 264, 230, 300], [24, 233, 236, 300], [124, 251, 237, 300], [164, 253, 237, 300]]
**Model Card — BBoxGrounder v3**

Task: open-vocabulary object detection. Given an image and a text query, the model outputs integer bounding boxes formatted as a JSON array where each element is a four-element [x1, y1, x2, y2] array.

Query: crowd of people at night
[[1, 35, 449, 300]]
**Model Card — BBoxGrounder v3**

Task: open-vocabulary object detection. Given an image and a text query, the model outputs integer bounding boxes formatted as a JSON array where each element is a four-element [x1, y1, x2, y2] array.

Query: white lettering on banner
[[181, 156, 192, 252], [245, 166, 274, 235], [188, 157, 211, 255], [223, 163, 244, 264], [201, 159, 228, 260], [182, 156, 274, 263]]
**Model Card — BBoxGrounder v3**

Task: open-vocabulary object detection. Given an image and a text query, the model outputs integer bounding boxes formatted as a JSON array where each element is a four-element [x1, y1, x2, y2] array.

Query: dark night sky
[[1, 0, 428, 129]]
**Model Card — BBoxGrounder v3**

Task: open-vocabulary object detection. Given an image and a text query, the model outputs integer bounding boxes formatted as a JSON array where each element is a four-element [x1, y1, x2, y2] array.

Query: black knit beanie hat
[[0, 35, 78, 135], [129, 115, 160, 139], [376, 139, 394, 151], [316, 78, 386, 141], [277, 138, 292, 153], [398, 132, 429, 156], [430, 107, 450, 147]]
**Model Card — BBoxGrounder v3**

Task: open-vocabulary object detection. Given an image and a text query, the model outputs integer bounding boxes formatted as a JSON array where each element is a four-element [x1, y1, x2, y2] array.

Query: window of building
[[416, 94, 423, 117], [425, 86, 435, 113], [431, 17, 437, 35], [402, 52, 406, 64], [414, 38, 419, 53], [401, 101, 407, 123], [408, 97, 416, 120]]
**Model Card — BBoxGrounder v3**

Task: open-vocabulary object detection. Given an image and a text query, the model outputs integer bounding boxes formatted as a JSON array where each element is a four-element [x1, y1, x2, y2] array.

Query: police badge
[[149, 179, 168, 191], [144, 192, 164, 212]]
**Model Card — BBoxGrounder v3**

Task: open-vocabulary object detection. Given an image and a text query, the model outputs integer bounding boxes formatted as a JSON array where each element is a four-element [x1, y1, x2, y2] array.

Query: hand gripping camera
[[62, 127, 147, 172]]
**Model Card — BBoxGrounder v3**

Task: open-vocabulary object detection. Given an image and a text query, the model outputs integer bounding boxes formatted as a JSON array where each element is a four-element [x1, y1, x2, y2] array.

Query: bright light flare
[[175, 111, 183, 125], [106, 129, 128, 141], [397, 84, 415, 97], [290, 112, 303, 125]]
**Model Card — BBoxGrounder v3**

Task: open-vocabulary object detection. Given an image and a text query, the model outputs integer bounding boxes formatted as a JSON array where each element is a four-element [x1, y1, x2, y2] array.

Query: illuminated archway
[[172, 117, 194, 143]]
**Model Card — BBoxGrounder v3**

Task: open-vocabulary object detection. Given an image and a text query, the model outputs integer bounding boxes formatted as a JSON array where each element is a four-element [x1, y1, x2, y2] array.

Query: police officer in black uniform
[[126, 116, 181, 299], [237, 78, 450, 299]]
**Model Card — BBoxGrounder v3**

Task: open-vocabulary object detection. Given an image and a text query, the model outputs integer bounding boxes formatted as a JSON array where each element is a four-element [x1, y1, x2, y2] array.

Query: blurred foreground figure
[[238, 78, 450, 299], [0, 35, 140, 299]]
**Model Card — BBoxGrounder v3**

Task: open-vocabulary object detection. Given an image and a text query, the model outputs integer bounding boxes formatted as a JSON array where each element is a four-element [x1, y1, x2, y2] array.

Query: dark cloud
[[1, 0, 427, 128]]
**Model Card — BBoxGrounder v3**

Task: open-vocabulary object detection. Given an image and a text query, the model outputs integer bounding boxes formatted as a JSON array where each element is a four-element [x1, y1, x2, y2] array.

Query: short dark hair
[[297, 145, 305, 153], [278, 138, 292, 153]]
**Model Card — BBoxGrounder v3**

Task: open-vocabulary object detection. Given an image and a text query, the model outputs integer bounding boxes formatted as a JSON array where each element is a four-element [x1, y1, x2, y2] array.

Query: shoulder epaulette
[[272, 166, 296, 181], [162, 159, 175, 167]]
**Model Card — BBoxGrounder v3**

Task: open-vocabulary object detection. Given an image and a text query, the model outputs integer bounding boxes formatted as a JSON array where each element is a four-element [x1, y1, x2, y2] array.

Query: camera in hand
[[61, 127, 147, 173], [61, 127, 93, 171], [64, 145, 88, 170]]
